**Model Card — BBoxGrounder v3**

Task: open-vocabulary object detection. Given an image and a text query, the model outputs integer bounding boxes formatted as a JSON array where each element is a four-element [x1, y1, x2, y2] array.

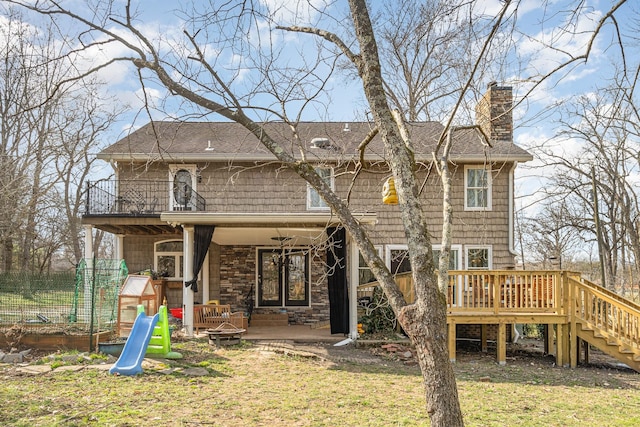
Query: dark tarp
[[185, 225, 215, 293], [326, 226, 349, 334]]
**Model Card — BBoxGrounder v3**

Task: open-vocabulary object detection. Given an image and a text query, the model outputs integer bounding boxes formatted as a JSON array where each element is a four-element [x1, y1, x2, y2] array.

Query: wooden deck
[[359, 270, 640, 371]]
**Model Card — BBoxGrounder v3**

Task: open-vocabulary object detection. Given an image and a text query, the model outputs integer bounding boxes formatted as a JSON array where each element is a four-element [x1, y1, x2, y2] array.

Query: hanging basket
[[382, 177, 398, 204]]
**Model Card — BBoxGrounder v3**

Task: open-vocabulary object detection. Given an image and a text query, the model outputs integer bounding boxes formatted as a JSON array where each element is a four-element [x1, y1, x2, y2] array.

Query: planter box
[[0, 330, 113, 352]]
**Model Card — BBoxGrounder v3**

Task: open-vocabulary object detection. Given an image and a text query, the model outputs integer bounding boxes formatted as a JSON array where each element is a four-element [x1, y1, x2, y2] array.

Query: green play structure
[[141, 305, 182, 359]]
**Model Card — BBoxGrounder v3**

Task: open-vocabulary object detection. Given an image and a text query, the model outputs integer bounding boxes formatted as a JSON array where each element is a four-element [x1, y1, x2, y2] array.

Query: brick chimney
[[475, 82, 513, 142]]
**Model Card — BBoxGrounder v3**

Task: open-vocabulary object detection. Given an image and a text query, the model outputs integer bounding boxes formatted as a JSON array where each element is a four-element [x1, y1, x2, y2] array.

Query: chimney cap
[[488, 81, 498, 88]]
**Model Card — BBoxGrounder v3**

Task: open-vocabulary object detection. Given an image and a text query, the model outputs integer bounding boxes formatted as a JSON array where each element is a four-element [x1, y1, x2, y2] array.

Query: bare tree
[[2, 0, 633, 425], [527, 83, 640, 291], [0, 8, 122, 271], [518, 200, 585, 269], [374, 0, 512, 122]]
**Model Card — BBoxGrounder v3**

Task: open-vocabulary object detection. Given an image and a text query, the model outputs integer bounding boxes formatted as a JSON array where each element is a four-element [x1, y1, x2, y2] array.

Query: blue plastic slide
[[109, 308, 159, 376]]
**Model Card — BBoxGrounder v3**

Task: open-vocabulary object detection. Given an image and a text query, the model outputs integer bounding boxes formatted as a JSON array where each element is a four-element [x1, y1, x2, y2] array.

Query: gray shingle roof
[[98, 121, 533, 163]]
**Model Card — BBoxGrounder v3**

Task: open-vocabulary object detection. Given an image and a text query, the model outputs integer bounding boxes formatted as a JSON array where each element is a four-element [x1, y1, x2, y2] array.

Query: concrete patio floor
[[195, 324, 348, 343], [242, 324, 347, 343]]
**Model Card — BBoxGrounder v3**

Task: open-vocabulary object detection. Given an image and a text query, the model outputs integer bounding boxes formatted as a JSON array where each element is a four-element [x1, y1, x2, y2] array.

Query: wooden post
[[497, 322, 507, 365], [556, 323, 565, 367], [583, 339, 590, 364], [544, 324, 553, 355], [570, 320, 578, 368], [481, 324, 488, 353], [448, 321, 456, 362], [568, 271, 578, 368]]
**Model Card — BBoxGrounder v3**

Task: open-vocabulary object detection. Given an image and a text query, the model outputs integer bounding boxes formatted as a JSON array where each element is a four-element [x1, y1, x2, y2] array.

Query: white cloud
[[259, 0, 326, 25]]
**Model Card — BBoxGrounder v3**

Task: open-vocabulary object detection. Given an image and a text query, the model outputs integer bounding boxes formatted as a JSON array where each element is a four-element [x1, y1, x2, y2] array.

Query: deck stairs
[[572, 277, 640, 372]]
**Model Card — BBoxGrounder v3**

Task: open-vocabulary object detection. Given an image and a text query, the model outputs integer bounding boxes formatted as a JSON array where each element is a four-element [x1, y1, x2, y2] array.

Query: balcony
[[85, 180, 206, 216]]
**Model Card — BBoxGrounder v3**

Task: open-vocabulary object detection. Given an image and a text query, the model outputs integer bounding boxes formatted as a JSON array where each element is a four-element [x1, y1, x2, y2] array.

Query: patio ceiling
[[82, 212, 377, 242], [212, 227, 326, 246]]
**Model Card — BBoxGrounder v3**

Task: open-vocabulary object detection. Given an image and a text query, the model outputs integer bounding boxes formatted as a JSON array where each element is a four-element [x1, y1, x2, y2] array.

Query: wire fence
[[0, 259, 128, 336]]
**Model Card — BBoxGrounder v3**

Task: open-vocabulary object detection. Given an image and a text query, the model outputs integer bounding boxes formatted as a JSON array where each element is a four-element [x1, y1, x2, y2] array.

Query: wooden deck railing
[[570, 276, 640, 355], [358, 270, 566, 316], [447, 270, 564, 315]]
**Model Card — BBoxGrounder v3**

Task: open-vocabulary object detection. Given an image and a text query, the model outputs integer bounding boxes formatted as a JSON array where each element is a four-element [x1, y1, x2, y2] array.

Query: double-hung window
[[358, 246, 384, 286], [432, 245, 462, 271], [466, 246, 492, 269], [154, 240, 184, 280], [386, 245, 411, 276], [307, 167, 334, 210], [465, 166, 491, 210]]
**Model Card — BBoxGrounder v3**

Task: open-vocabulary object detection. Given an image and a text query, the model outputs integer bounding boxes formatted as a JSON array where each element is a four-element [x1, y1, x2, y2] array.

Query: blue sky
[[85, 0, 633, 132]]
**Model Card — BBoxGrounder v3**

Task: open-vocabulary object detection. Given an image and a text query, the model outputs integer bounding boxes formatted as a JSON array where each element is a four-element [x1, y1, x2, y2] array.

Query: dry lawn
[[0, 338, 639, 426]]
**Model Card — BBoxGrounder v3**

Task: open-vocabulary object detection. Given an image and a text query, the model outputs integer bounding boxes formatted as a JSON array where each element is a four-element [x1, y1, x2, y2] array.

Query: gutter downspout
[[509, 162, 518, 256]]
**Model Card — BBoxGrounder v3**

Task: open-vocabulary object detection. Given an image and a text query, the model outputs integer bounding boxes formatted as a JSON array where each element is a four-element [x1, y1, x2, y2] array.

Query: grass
[[0, 339, 639, 426]]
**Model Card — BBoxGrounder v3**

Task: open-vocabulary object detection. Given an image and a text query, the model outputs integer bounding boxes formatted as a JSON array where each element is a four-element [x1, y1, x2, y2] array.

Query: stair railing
[[570, 276, 640, 354]]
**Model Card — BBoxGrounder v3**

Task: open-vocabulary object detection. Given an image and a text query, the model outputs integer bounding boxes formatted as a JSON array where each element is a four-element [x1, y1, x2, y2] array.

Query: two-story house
[[82, 83, 533, 339]]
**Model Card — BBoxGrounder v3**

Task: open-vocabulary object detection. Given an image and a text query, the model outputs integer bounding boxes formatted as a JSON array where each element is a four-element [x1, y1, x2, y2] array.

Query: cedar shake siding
[[116, 159, 515, 267]]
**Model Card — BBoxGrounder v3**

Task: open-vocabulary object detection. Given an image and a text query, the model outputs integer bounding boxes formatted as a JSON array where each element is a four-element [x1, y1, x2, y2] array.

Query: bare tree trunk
[[348, 1, 463, 424], [400, 299, 461, 423]]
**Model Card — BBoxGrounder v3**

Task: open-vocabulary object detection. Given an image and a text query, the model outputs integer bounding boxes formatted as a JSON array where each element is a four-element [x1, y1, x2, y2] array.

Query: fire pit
[[206, 322, 246, 348]]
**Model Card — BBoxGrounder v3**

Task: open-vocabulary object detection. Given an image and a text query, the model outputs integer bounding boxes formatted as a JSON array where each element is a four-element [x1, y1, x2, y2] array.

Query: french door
[[257, 249, 309, 307]]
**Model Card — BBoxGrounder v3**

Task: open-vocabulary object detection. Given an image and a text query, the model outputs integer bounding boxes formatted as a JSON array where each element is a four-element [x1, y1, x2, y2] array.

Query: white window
[[307, 167, 334, 210], [464, 166, 491, 210], [386, 245, 411, 275], [169, 164, 197, 211], [466, 246, 492, 269], [432, 245, 462, 271], [155, 240, 184, 279], [358, 246, 384, 285]]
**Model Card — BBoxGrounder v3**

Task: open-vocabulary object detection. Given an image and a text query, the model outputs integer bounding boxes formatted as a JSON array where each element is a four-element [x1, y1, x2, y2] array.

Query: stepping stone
[[16, 365, 52, 375]]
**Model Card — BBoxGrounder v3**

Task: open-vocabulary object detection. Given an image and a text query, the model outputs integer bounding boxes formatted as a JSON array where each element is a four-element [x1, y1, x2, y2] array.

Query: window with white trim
[[465, 246, 492, 269], [386, 244, 461, 275], [432, 245, 462, 271], [358, 246, 383, 285], [154, 240, 184, 279], [464, 166, 491, 210], [169, 164, 197, 211], [307, 167, 334, 210], [386, 245, 411, 275]]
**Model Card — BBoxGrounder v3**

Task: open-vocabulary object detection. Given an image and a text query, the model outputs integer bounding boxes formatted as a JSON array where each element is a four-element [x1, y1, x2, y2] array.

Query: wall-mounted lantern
[[382, 177, 398, 205]]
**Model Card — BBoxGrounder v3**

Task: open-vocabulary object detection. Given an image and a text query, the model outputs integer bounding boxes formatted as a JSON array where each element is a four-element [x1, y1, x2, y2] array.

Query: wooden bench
[[193, 304, 245, 333]]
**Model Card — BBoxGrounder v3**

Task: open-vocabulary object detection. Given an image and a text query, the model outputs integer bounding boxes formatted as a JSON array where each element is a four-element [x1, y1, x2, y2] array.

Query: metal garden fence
[[0, 259, 128, 336]]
